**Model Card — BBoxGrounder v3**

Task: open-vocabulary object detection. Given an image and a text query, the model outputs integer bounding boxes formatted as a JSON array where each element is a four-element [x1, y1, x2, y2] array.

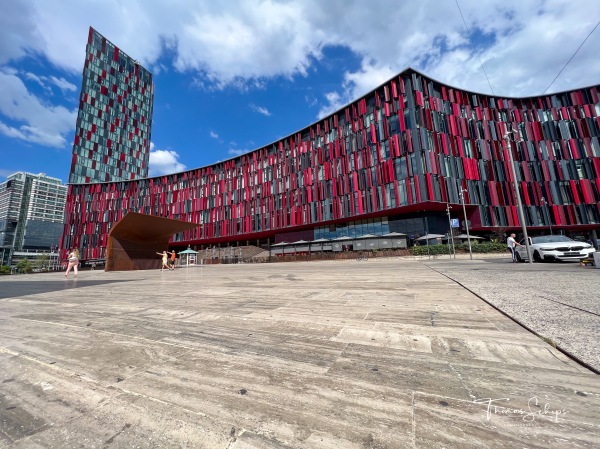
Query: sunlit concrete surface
[[0, 259, 598, 448], [425, 257, 600, 372]]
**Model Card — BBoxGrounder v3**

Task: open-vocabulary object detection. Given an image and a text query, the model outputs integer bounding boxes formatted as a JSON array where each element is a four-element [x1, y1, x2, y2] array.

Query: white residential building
[[0, 172, 67, 265]]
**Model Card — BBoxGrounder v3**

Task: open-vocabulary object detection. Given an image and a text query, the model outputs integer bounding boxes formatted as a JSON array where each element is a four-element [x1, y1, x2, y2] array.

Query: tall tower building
[[0, 172, 67, 264], [69, 26, 154, 184]]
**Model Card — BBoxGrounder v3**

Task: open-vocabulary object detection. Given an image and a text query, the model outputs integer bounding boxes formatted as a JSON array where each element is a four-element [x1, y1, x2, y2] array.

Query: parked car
[[515, 235, 596, 262]]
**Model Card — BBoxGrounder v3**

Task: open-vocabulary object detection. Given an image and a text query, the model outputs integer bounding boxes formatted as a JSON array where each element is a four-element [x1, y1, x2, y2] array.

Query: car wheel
[[533, 251, 543, 262], [515, 252, 523, 263]]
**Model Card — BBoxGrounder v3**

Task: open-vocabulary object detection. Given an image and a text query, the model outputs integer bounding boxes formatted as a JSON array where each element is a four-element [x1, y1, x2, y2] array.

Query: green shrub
[[409, 241, 506, 256], [0, 265, 11, 275], [16, 259, 33, 274], [469, 241, 506, 253], [409, 244, 452, 256]]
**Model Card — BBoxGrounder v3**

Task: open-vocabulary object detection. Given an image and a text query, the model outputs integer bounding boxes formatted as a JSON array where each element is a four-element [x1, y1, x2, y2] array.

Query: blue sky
[[1, 0, 599, 183]]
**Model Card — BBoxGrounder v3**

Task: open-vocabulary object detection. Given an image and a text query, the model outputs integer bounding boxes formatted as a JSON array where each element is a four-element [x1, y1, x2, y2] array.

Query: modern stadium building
[[60, 28, 600, 264]]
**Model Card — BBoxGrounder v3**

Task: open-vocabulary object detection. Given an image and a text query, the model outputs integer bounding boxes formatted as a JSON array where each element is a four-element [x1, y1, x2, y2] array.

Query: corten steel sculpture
[[106, 212, 198, 271]]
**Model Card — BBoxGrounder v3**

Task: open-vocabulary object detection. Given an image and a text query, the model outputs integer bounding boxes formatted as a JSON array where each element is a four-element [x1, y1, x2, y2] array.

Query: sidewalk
[[425, 257, 600, 372], [0, 260, 598, 448]]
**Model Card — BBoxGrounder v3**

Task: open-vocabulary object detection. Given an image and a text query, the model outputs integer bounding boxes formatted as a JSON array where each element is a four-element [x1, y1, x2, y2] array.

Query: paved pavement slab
[[425, 257, 600, 372], [0, 259, 598, 448]]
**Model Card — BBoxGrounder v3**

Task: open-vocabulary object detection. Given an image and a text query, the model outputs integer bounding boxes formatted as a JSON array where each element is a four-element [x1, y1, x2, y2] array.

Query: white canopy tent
[[416, 234, 445, 241]]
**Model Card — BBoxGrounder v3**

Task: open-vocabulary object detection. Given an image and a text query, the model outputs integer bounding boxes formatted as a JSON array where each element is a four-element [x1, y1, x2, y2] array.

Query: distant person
[[506, 233, 522, 263], [169, 250, 176, 269], [64, 248, 80, 278], [156, 251, 171, 271]]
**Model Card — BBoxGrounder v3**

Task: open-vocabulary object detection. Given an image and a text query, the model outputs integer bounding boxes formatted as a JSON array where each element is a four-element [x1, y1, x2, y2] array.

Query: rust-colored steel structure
[[106, 212, 198, 271]]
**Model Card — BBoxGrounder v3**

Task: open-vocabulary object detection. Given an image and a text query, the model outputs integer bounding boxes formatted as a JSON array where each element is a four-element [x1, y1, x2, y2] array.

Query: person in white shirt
[[64, 248, 80, 277], [506, 233, 522, 263]]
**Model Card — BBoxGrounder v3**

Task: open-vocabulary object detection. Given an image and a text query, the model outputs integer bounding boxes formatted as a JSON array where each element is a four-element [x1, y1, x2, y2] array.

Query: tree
[[33, 254, 49, 271], [16, 259, 33, 274]]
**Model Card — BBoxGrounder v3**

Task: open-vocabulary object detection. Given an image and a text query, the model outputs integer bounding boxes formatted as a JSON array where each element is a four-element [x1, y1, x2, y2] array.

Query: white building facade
[[0, 172, 67, 266]]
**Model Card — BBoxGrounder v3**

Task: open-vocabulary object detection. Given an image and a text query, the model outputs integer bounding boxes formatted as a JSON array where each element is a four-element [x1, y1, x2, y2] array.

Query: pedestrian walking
[[506, 233, 522, 263], [169, 250, 176, 269], [156, 251, 171, 271], [64, 248, 80, 277]]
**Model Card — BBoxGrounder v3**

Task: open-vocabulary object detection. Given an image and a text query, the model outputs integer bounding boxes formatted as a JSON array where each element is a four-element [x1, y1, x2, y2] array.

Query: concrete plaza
[[424, 256, 600, 373], [0, 259, 598, 448]]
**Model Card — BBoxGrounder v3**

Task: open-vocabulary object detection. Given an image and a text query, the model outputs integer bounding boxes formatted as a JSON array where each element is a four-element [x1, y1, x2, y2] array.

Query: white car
[[515, 235, 596, 262]]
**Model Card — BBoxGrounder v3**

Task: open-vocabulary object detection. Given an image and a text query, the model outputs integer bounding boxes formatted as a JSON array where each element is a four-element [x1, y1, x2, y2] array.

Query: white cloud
[[5, 0, 165, 73], [22, 71, 53, 95], [24, 71, 46, 86], [0, 1, 41, 66], [175, 2, 324, 85], [149, 148, 187, 176], [315, 1, 600, 114], [0, 68, 76, 147], [21, 71, 77, 94], [0, 122, 66, 147], [318, 60, 395, 118], [249, 104, 271, 116], [227, 148, 249, 157], [318, 91, 343, 119], [209, 130, 224, 145], [151, 63, 169, 76], [304, 94, 318, 107], [0, 0, 598, 114], [49, 76, 77, 92], [414, 2, 600, 96]]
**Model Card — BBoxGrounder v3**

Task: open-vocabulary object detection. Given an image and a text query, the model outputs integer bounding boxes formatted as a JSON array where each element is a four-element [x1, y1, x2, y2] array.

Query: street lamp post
[[541, 197, 552, 235], [503, 127, 533, 264], [458, 188, 473, 260], [424, 217, 431, 259], [446, 203, 456, 259]]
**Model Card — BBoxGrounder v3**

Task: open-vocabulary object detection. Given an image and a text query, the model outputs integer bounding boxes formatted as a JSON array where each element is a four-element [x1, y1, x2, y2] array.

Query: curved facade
[[61, 68, 600, 260]]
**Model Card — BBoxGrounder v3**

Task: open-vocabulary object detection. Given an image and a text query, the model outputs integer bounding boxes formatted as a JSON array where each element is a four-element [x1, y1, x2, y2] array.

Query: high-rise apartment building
[[69, 27, 154, 184], [0, 172, 67, 265]]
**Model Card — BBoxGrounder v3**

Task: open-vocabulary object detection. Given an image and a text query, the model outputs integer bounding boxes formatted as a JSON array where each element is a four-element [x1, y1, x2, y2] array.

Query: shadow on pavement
[[0, 280, 130, 299]]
